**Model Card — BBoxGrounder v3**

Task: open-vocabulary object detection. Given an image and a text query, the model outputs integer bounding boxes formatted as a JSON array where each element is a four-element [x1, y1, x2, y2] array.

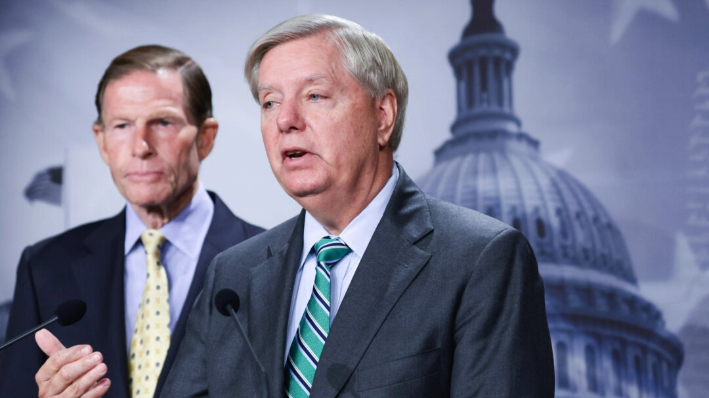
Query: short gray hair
[[244, 14, 408, 152]]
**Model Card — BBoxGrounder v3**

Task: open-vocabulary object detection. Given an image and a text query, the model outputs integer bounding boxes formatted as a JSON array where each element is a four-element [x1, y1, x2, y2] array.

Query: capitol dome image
[[417, 1, 684, 396]]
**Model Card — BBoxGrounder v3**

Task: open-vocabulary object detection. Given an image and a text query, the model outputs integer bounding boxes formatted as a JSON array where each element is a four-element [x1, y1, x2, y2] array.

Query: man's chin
[[282, 181, 329, 198], [286, 187, 325, 201], [278, 170, 329, 193], [123, 191, 173, 209]]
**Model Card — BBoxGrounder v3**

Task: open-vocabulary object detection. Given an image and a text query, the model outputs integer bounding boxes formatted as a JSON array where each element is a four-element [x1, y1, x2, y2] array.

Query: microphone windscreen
[[54, 299, 87, 326], [215, 289, 240, 316]]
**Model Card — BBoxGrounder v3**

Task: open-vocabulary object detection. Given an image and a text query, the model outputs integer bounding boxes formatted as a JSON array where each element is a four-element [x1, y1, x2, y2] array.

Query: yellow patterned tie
[[129, 229, 171, 398]]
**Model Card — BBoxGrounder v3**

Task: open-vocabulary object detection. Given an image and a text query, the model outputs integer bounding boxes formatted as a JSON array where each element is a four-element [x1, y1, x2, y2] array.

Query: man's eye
[[159, 120, 170, 127], [115, 123, 127, 129], [263, 101, 274, 109], [309, 94, 321, 101]]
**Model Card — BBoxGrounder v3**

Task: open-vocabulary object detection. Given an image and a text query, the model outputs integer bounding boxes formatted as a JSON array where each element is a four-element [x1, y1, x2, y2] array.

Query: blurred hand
[[34, 329, 111, 398]]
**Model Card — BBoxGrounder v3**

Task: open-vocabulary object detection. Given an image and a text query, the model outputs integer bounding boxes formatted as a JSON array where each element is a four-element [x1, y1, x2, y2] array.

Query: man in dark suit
[[163, 14, 554, 397], [0, 45, 263, 398]]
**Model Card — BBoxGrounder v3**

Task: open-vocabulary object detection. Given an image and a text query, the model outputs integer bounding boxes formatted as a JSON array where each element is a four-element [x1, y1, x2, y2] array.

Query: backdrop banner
[[0, 0, 706, 396]]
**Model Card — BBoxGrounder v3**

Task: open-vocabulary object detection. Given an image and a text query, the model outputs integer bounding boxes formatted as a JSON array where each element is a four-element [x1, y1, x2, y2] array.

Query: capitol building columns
[[418, 1, 683, 397]]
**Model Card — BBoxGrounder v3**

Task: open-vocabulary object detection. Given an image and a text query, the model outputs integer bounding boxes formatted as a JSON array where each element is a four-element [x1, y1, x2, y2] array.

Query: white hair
[[244, 14, 409, 152]]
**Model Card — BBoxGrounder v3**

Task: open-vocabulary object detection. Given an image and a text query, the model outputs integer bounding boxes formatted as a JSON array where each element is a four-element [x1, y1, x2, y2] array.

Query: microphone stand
[[226, 303, 269, 398], [0, 316, 59, 352]]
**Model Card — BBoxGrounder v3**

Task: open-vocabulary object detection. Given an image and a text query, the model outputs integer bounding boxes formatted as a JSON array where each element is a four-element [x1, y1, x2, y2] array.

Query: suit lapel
[[179, 192, 246, 330], [246, 211, 305, 397], [156, 192, 252, 396], [310, 166, 434, 397], [70, 211, 130, 398]]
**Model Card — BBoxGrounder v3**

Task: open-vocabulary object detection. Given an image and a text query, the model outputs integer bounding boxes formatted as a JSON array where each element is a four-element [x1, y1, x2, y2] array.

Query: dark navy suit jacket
[[162, 167, 555, 397], [0, 192, 263, 398]]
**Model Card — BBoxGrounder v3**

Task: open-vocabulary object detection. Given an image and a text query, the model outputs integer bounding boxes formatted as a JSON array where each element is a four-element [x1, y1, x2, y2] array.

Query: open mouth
[[286, 150, 307, 159]]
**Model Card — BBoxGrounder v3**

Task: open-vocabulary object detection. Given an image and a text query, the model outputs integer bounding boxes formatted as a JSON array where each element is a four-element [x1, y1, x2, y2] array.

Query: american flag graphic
[[23, 166, 62, 206]]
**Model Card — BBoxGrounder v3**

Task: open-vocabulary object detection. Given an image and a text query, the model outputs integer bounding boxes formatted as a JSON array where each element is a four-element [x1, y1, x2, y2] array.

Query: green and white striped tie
[[285, 237, 351, 398]]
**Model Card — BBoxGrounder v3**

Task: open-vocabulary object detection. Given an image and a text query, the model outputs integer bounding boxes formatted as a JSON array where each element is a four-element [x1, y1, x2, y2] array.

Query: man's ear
[[197, 118, 219, 161], [376, 89, 397, 148], [92, 123, 110, 165]]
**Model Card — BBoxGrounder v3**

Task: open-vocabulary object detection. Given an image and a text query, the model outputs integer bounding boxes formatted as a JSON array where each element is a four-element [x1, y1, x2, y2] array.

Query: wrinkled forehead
[[101, 69, 188, 117], [266, 32, 346, 71], [260, 34, 357, 91], [106, 68, 183, 93]]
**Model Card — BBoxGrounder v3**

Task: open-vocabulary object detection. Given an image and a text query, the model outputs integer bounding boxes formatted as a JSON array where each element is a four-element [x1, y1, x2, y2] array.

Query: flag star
[[639, 231, 709, 333], [610, 0, 679, 45], [0, 30, 33, 101]]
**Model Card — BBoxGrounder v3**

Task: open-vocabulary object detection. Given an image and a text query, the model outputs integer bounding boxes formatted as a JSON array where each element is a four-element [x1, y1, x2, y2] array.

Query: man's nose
[[131, 123, 155, 158], [276, 99, 305, 133]]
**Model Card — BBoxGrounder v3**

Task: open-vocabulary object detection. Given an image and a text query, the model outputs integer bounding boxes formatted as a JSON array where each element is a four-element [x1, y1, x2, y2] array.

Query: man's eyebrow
[[104, 114, 129, 122], [105, 109, 182, 122], [302, 74, 328, 84], [147, 110, 182, 120], [257, 83, 272, 93]]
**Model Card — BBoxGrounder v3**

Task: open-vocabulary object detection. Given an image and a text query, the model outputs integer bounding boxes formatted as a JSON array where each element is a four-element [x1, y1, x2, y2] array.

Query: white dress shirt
[[284, 165, 399, 362], [123, 184, 214, 353]]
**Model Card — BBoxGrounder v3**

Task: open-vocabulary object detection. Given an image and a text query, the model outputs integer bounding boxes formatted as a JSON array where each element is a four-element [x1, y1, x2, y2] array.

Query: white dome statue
[[418, 1, 683, 397]]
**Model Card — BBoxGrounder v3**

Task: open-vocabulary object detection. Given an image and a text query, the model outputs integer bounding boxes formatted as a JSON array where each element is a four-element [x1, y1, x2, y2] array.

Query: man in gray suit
[[162, 14, 554, 397]]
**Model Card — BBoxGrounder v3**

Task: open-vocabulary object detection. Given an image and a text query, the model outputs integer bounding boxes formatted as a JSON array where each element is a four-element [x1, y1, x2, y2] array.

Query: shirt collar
[[301, 163, 400, 266], [124, 184, 215, 259]]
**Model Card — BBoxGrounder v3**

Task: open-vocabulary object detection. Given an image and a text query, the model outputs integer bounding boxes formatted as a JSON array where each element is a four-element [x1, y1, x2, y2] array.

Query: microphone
[[214, 289, 269, 398], [0, 299, 86, 352]]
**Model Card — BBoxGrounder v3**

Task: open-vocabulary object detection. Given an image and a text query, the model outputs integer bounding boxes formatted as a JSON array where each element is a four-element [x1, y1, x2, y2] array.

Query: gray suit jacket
[[162, 165, 554, 397]]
